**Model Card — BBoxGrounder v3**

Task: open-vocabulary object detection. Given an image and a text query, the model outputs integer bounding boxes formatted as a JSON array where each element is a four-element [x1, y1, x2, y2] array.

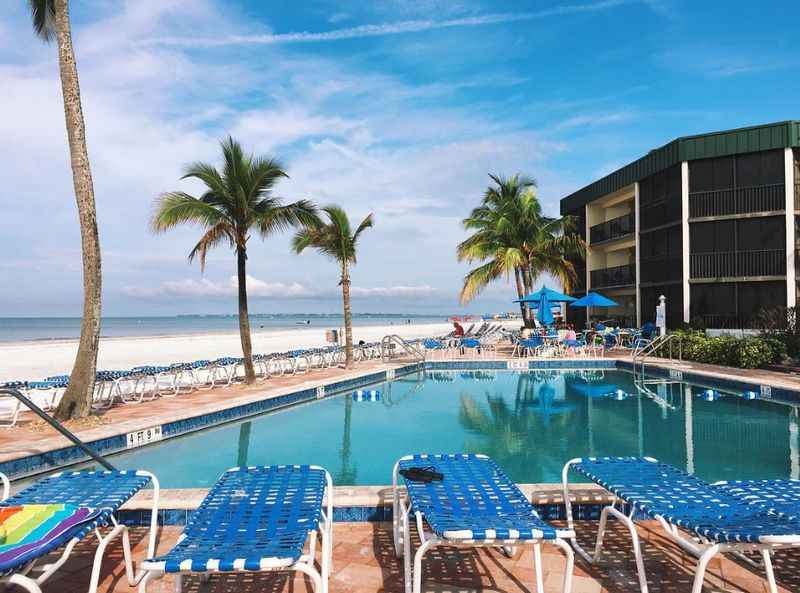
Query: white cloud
[[142, 0, 635, 47], [122, 275, 438, 301], [123, 275, 311, 299]]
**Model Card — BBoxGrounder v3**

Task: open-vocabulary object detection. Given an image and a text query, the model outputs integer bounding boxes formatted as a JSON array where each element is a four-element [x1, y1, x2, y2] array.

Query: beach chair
[[139, 465, 333, 593], [393, 453, 574, 593], [0, 469, 159, 593], [0, 383, 24, 428], [562, 456, 800, 593]]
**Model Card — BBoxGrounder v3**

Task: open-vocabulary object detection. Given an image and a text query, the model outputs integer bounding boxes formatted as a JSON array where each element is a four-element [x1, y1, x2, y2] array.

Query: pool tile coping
[[117, 483, 617, 525]]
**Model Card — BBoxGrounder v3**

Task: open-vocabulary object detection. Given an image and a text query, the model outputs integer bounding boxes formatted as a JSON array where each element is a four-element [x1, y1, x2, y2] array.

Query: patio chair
[[393, 453, 574, 593], [139, 465, 333, 593], [562, 456, 800, 593], [423, 338, 447, 359], [459, 337, 482, 358], [0, 469, 159, 593]]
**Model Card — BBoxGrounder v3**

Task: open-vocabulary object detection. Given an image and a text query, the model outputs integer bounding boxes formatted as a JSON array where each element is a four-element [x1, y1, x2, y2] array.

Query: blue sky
[[0, 0, 797, 317]]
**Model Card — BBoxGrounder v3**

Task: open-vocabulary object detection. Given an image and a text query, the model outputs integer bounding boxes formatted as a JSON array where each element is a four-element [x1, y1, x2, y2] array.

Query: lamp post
[[657, 295, 667, 337]]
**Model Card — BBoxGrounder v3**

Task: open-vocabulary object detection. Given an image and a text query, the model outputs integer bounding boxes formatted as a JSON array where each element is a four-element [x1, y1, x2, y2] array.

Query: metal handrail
[[0, 388, 116, 471], [380, 335, 425, 362], [632, 333, 682, 380]]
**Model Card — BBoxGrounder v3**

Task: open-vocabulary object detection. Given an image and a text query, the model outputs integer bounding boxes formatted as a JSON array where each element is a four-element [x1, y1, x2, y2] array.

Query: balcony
[[689, 183, 785, 218], [690, 249, 786, 279], [639, 255, 682, 284], [589, 212, 634, 244], [590, 263, 635, 289]]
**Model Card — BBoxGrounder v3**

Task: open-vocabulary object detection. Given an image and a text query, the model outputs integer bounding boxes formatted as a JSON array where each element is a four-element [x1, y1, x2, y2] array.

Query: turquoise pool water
[[108, 369, 800, 488]]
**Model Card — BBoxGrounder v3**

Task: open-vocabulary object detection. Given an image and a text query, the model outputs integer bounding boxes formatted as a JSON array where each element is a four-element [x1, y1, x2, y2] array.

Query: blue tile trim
[[116, 501, 614, 525]]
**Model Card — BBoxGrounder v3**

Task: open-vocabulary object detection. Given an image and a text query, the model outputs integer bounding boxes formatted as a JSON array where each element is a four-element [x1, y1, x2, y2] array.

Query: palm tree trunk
[[341, 263, 354, 369], [236, 247, 256, 383], [53, 0, 101, 421], [522, 267, 535, 328], [514, 267, 528, 322]]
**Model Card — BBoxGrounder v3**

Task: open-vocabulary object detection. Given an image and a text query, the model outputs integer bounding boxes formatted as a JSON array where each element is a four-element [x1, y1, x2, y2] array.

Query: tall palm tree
[[292, 206, 374, 369], [30, 0, 102, 420], [152, 137, 316, 383], [457, 174, 584, 326]]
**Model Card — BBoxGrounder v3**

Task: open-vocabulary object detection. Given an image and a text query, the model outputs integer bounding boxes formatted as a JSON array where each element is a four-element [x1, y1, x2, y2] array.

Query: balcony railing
[[639, 255, 682, 284], [795, 182, 800, 210], [689, 183, 785, 218], [589, 212, 634, 244], [590, 263, 635, 288], [693, 313, 759, 330], [690, 249, 786, 279]]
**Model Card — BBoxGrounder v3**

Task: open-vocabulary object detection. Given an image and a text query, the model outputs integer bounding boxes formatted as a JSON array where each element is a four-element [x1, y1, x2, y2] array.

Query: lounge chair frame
[[0, 469, 159, 593], [562, 457, 800, 593], [393, 453, 574, 593], [139, 465, 333, 593]]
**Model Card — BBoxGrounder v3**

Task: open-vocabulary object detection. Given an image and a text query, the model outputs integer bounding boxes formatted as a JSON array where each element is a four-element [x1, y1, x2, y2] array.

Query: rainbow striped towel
[[0, 504, 104, 573]]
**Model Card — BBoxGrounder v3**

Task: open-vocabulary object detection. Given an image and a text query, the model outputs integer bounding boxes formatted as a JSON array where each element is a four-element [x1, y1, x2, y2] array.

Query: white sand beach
[[0, 320, 515, 383]]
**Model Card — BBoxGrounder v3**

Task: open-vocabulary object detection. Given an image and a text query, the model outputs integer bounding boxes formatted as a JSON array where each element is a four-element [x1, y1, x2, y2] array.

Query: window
[[690, 284, 736, 316], [639, 165, 681, 230], [690, 157, 733, 192], [738, 281, 785, 318], [690, 220, 735, 253], [736, 217, 784, 251], [736, 150, 784, 187]]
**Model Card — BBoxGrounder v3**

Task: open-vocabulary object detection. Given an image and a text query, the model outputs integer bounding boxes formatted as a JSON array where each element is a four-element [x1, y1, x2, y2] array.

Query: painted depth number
[[126, 425, 163, 449]]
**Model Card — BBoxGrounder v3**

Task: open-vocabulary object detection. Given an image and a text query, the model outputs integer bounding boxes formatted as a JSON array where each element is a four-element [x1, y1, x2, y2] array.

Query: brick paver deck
[[40, 522, 800, 593]]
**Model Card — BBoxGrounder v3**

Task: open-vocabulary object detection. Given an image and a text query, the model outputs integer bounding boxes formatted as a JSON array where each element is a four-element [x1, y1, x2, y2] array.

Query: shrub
[[730, 337, 774, 369], [666, 330, 777, 368], [761, 336, 788, 365]]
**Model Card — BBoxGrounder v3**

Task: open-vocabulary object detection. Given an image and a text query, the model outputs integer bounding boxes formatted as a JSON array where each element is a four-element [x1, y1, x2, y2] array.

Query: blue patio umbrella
[[569, 292, 619, 308], [537, 292, 554, 326], [515, 286, 576, 303]]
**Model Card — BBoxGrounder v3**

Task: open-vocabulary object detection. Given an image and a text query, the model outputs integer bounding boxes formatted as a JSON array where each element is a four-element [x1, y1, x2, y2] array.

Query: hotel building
[[560, 121, 800, 329]]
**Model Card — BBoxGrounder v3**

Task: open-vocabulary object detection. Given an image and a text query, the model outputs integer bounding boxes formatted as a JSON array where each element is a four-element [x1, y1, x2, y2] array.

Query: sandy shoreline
[[0, 321, 516, 382]]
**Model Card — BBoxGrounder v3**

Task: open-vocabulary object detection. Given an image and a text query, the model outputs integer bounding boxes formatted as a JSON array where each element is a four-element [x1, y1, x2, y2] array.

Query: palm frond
[[29, 0, 55, 42], [151, 192, 225, 233], [256, 199, 319, 236], [353, 213, 374, 243], [460, 260, 503, 304], [188, 222, 235, 271]]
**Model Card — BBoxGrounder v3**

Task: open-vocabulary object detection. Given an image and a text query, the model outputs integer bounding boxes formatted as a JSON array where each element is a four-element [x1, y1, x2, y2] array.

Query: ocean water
[[0, 314, 447, 343], [105, 369, 800, 487]]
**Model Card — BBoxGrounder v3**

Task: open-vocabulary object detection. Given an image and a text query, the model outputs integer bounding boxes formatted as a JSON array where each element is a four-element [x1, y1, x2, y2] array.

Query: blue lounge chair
[[393, 453, 574, 593], [139, 465, 333, 593], [0, 469, 159, 593], [714, 478, 800, 519], [562, 457, 800, 593]]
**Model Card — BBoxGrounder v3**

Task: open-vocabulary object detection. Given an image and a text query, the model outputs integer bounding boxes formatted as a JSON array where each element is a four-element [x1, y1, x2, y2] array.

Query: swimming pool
[[105, 368, 800, 488]]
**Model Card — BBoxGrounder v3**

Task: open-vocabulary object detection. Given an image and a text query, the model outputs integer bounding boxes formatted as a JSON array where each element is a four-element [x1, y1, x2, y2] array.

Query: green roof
[[560, 120, 800, 215]]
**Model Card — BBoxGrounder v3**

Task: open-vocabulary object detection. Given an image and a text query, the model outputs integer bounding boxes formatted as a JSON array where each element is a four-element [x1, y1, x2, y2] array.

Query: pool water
[[108, 369, 800, 488]]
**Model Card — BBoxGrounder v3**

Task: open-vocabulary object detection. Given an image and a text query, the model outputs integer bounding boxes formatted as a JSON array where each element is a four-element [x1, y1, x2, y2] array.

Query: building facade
[[560, 121, 800, 329]]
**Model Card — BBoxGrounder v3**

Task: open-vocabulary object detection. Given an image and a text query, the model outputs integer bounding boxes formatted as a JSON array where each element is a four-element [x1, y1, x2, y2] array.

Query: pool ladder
[[380, 335, 425, 363], [632, 333, 682, 381]]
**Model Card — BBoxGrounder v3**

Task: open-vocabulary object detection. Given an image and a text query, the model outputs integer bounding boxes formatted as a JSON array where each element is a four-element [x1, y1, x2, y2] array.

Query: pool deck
[[39, 521, 800, 593]]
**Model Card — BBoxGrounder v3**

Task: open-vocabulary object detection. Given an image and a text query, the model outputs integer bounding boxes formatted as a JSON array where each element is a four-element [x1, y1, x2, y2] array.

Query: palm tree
[[457, 174, 584, 326], [152, 137, 316, 383], [292, 206, 374, 368], [29, 0, 102, 420]]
